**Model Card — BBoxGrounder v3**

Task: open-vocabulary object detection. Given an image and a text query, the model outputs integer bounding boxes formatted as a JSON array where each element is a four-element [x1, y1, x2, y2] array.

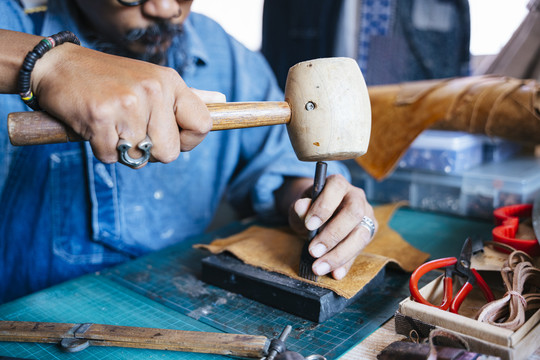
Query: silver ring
[[359, 215, 375, 238], [117, 135, 153, 168]]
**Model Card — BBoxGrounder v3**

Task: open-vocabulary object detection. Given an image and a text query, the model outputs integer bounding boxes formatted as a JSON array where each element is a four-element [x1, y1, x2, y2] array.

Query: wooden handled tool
[[7, 57, 371, 162], [0, 320, 270, 357]]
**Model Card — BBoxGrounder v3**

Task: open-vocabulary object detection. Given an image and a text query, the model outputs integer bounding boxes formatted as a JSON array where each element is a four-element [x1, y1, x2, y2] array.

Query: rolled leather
[[357, 75, 540, 180]]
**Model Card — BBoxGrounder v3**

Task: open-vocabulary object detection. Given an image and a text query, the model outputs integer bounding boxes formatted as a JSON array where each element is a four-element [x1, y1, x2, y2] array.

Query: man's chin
[[129, 40, 171, 64]]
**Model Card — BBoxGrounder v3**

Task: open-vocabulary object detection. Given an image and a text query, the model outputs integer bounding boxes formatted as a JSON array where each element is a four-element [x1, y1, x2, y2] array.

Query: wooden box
[[396, 274, 540, 360]]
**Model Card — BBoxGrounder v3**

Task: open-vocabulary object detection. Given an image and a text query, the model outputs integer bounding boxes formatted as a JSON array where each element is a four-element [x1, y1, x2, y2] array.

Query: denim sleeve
[[0, 1, 34, 31]]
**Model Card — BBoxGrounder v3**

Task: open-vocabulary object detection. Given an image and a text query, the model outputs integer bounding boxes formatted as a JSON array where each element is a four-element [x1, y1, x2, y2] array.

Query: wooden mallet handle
[[7, 102, 291, 146]]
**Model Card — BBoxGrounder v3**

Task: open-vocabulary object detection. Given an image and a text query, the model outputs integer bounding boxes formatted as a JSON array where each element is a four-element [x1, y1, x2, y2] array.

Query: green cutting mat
[[0, 207, 493, 359], [0, 276, 228, 360], [101, 208, 493, 359]]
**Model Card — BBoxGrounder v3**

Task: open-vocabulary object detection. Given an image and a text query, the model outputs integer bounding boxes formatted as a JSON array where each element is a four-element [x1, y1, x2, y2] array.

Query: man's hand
[[287, 174, 377, 280], [32, 43, 217, 165]]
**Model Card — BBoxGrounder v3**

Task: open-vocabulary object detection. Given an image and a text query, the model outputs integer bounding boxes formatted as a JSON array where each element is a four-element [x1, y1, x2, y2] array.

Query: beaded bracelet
[[18, 31, 80, 111]]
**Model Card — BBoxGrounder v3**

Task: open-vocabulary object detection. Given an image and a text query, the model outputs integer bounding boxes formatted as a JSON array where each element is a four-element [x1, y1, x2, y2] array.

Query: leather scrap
[[377, 340, 498, 360], [358, 75, 540, 180], [195, 203, 429, 299]]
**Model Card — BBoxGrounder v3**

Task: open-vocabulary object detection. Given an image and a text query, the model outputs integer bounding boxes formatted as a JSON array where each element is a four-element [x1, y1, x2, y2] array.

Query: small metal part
[[59, 323, 93, 352], [454, 238, 473, 277], [73, 323, 93, 336], [298, 241, 318, 282], [470, 236, 485, 255], [305, 101, 315, 111], [299, 161, 327, 282], [264, 325, 292, 360], [359, 215, 375, 239], [117, 135, 153, 168], [59, 338, 90, 353]]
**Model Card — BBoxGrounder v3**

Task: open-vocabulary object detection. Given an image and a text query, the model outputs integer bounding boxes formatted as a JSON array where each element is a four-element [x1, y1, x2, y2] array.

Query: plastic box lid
[[399, 130, 484, 174], [462, 156, 540, 196], [409, 130, 484, 150]]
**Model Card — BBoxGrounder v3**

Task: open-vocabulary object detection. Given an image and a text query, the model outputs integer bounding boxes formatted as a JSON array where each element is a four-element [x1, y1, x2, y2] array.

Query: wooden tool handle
[[7, 101, 291, 146], [0, 321, 269, 357]]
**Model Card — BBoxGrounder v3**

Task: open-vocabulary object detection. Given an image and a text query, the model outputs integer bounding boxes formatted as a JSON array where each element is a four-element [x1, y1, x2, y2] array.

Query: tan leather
[[476, 249, 540, 331], [195, 203, 429, 299], [357, 75, 540, 180]]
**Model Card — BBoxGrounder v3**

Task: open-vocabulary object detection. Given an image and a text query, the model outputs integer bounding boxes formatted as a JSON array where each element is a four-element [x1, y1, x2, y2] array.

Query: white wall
[[468, 0, 529, 55], [191, 0, 265, 51], [192, 0, 530, 56]]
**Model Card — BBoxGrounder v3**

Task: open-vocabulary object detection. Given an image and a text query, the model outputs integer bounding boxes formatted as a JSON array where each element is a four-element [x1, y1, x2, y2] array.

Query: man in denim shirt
[[0, 0, 376, 303]]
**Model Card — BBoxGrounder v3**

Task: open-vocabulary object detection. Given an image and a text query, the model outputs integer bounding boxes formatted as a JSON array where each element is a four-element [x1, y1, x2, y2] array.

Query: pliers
[[409, 237, 495, 314]]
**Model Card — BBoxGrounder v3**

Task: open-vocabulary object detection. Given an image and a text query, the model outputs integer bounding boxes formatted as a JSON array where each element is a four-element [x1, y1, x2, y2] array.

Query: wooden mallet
[[7, 57, 371, 162]]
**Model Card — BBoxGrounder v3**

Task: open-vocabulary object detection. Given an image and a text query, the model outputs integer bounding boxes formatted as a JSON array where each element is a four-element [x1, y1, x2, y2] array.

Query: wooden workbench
[[0, 207, 537, 359]]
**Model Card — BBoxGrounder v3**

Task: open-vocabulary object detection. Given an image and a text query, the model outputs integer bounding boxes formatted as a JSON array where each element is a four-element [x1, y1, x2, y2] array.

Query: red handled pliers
[[409, 238, 495, 314]]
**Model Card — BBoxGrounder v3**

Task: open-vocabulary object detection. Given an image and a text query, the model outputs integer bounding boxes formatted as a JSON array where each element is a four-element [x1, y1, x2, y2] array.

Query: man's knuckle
[[158, 153, 178, 164], [141, 78, 164, 98], [328, 174, 347, 189], [87, 100, 111, 121], [353, 186, 367, 200], [198, 114, 213, 134], [163, 66, 181, 79], [342, 201, 362, 222], [323, 229, 342, 247]]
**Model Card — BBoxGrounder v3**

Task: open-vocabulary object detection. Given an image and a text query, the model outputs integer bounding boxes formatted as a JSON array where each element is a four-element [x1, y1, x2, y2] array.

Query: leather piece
[[357, 75, 540, 180], [195, 203, 429, 299]]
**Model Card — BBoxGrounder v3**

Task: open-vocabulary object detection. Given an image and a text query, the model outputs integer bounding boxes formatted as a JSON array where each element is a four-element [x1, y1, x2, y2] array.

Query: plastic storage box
[[461, 156, 540, 218], [363, 169, 463, 216], [479, 135, 522, 163], [397, 130, 483, 174], [347, 156, 540, 219]]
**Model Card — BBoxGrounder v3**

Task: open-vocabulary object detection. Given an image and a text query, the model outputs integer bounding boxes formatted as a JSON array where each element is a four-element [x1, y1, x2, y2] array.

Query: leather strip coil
[[475, 247, 540, 331]]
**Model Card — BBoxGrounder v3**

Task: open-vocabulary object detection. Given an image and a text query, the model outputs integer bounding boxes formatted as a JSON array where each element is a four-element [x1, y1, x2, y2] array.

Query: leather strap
[[475, 249, 540, 330]]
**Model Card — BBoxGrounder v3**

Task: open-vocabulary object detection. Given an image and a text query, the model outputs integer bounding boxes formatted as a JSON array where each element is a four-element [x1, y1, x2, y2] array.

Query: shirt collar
[[182, 15, 209, 68]]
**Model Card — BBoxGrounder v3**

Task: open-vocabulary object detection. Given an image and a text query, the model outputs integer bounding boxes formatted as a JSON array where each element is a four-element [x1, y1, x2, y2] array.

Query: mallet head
[[284, 57, 371, 161]]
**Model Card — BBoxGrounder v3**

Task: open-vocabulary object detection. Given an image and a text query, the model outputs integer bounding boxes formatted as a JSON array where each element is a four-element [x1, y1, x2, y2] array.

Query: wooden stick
[[0, 321, 269, 357], [7, 101, 291, 146]]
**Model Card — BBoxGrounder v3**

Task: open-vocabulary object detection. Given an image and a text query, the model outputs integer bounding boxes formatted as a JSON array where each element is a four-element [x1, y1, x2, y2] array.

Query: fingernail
[[310, 243, 327, 258], [294, 198, 310, 218], [306, 216, 322, 231], [313, 262, 330, 276], [334, 267, 347, 280]]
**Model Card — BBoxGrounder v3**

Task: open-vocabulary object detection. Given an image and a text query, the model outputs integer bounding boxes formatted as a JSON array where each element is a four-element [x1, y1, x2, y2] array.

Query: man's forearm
[[0, 30, 45, 94]]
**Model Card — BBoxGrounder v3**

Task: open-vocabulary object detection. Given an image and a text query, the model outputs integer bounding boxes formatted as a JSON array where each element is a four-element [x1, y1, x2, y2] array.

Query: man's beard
[[89, 22, 185, 66]]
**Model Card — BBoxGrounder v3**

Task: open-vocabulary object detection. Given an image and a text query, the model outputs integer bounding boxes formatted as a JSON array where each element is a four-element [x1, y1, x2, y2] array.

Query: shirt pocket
[[49, 148, 129, 266]]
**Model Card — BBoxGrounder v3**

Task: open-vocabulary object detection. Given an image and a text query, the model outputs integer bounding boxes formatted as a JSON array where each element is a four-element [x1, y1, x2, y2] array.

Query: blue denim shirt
[[0, 0, 349, 302]]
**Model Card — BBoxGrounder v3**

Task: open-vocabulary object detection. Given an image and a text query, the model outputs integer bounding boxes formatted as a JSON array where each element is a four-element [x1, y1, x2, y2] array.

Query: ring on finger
[[117, 135, 153, 168], [359, 215, 375, 239]]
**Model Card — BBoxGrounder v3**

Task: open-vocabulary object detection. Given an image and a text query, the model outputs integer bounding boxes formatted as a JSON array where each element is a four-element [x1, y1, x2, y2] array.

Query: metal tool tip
[[299, 263, 319, 282]]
